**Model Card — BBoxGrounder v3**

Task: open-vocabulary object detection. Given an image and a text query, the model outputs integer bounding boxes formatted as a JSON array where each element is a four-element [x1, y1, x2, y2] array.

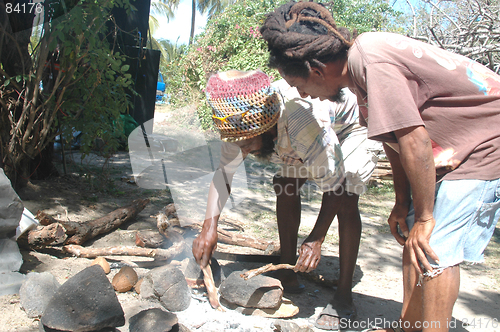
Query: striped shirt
[[270, 80, 345, 192], [219, 80, 355, 192]]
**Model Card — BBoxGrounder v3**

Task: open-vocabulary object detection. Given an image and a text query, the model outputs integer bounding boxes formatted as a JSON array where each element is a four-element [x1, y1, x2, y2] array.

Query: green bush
[[46, 0, 136, 156]]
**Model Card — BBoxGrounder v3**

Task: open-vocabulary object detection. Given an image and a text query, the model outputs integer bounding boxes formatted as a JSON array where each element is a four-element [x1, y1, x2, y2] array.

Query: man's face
[[235, 131, 276, 163], [278, 60, 349, 103]]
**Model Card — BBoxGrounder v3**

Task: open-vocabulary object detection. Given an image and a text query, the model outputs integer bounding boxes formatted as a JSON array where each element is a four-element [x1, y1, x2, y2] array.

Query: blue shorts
[[406, 178, 500, 269]]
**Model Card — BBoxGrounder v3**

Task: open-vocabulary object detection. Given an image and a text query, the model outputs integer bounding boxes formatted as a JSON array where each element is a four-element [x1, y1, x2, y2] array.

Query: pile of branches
[[406, 0, 500, 72]]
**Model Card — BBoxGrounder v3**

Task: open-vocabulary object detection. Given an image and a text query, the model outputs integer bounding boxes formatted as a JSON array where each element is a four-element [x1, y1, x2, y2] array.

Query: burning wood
[[158, 203, 279, 253], [201, 264, 224, 311]]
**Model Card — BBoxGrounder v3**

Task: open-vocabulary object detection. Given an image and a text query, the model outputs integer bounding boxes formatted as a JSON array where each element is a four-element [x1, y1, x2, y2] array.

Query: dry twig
[[240, 263, 296, 280]]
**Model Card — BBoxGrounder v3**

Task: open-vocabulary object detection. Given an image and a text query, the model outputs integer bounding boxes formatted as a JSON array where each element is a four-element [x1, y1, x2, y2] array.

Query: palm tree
[[149, 0, 184, 77], [149, 0, 180, 37], [157, 38, 187, 69], [188, 0, 236, 45]]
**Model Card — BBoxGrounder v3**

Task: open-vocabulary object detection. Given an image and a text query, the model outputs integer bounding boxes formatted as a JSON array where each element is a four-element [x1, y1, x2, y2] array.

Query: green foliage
[[164, 0, 401, 131], [166, 0, 287, 131], [45, 0, 135, 156], [327, 0, 402, 33]]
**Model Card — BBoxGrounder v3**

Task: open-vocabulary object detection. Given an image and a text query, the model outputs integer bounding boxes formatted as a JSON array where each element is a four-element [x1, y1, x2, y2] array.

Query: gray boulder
[[219, 270, 283, 309], [41, 265, 125, 332], [0, 168, 23, 238], [129, 308, 178, 332], [271, 319, 314, 332], [140, 265, 191, 312], [20, 272, 60, 318]]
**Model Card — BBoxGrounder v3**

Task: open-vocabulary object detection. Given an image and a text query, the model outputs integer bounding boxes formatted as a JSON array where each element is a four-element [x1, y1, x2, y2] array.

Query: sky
[[152, 0, 209, 45]]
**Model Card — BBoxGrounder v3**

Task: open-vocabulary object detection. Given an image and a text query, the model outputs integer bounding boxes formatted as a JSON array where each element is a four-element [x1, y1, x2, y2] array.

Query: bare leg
[[315, 191, 360, 329], [400, 247, 423, 330], [400, 247, 460, 332], [273, 175, 307, 288], [335, 191, 361, 304], [421, 265, 459, 331]]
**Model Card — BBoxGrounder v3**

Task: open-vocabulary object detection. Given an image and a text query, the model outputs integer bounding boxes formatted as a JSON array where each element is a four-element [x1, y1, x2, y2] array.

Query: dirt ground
[[1, 105, 499, 332]]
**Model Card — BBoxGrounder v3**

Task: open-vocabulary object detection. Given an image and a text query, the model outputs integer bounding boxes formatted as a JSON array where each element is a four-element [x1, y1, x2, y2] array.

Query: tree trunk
[[0, 0, 34, 77], [189, 0, 196, 45]]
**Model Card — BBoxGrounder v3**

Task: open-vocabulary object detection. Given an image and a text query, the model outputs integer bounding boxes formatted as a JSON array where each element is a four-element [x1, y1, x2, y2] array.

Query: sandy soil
[[1, 106, 499, 332]]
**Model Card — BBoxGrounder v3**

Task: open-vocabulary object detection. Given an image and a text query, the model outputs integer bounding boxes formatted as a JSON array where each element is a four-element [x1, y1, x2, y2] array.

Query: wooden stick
[[240, 263, 296, 280], [186, 222, 278, 252], [63, 241, 184, 260], [160, 204, 279, 253], [240, 264, 339, 288], [201, 264, 224, 311]]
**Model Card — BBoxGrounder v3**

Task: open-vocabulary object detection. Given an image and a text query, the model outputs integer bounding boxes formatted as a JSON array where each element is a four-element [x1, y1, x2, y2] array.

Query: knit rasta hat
[[205, 69, 281, 142]]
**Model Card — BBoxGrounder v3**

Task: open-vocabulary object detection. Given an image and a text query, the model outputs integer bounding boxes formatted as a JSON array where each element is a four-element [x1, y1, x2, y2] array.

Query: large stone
[[41, 265, 125, 332], [0, 168, 23, 238], [219, 270, 283, 309], [175, 323, 191, 332], [271, 319, 313, 332], [220, 297, 299, 319], [0, 238, 25, 296], [140, 265, 191, 312], [128, 308, 178, 332], [38, 322, 120, 332], [19, 272, 60, 318]]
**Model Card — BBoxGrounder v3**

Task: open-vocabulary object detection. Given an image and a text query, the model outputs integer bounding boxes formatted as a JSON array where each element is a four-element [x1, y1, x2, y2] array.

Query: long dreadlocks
[[260, 1, 355, 78]]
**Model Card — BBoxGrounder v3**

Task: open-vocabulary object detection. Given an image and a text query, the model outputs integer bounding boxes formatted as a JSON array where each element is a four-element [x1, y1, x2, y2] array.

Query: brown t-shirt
[[348, 31, 500, 181]]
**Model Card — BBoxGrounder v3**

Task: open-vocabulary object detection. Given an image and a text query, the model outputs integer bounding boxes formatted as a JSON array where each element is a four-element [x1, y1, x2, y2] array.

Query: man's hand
[[192, 225, 218, 268], [388, 203, 410, 246], [295, 237, 323, 273], [405, 217, 439, 274]]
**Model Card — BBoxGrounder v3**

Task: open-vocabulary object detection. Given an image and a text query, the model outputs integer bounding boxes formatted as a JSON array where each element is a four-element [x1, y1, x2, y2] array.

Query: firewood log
[[17, 223, 67, 247], [35, 199, 149, 246], [62, 241, 185, 260]]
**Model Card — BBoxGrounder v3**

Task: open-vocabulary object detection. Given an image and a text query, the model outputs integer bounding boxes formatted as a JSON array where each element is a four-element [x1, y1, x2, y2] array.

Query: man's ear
[[310, 66, 325, 80]]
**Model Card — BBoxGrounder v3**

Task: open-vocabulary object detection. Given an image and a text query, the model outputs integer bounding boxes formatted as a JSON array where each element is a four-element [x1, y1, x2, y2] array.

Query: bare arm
[[295, 186, 344, 272], [384, 142, 411, 245], [192, 144, 242, 267], [394, 126, 439, 273]]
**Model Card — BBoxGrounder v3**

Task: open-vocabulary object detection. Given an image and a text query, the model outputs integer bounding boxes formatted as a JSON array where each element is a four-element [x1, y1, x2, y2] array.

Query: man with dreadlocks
[[192, 69, 382, 328], [260, 1, 500, 332]]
